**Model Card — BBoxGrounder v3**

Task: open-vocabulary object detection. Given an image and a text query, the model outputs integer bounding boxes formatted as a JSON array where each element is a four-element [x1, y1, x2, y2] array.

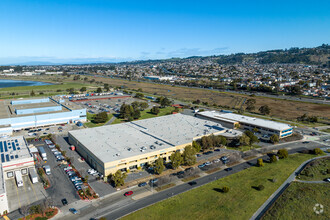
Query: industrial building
[[0, 136, 35, 214], [0, 97, 86, 135], [196, 111, 293, 138], [69, 114, 241, 177]]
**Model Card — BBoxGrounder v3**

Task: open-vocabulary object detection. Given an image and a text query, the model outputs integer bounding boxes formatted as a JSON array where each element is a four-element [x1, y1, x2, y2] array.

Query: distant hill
[[214, 44, 330, 66]]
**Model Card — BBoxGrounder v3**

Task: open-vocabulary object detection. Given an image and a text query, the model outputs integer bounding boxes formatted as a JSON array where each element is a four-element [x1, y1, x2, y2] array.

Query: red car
[[124, 191, 133, 196]]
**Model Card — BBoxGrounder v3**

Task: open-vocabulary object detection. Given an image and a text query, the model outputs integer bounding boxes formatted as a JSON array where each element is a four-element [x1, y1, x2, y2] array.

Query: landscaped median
[[123, 153, 317, 220]]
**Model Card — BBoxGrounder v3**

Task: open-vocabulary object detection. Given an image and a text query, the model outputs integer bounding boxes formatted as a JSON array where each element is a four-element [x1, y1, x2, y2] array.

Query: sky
[[0, 0, 329, 65]]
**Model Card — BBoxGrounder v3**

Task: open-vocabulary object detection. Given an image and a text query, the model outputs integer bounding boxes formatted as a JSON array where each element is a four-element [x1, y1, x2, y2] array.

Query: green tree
[[119, 104, 134, 119], [153, 157, 165, 174], [201, 136, 213, 151], [270, 155, 278, 163], [270, 134, 279, 144], [245, 99, 256, 111], [277, 149, 288, 159], [192, 141, 201, 152], [96, 87, 102, 93], [259, 105, 271, 115], [150, 106, 160, 115], [139, 102, 149, 111], [313, 148, 323, 155], [257, 158, 264, 167], [80, 87, 87, 92], [67, 87, 75, 94], [183, 145, 196, 166], [104, 83, 110, 91], [252, 128, 259, 133], [160, 97, 172, 108], [170, 151, 183, 169], [220, 136, 227, 146], [239, 134, 250, 146], [135, 93, 144, 99], [30, 90, 35, 96], [222, 186, 230, 193], [244, 130, 259, 146], [132, 109, 141, 119], [92, 112, 108, 123], [110, 170, 127, 187]]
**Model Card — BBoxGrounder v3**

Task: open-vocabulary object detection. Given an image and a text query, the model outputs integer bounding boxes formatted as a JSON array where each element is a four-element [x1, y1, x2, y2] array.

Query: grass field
[[123, 153, 316, 220], [297, 157, 330, 181], [2, 75, 330, 122], [227, 144, 261, 152], [320, 128, 330, 133], [262, 182, 330, 220], [112, 107, 175, 124]]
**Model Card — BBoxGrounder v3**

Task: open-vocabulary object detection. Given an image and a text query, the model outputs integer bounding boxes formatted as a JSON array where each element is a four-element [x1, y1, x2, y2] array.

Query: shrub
[[257, 158, 264, 167], [257, 185, 265, 191], [313, 148, 323, 155], [277, 149, 288, 159], [222, 186, 230, 193], [270, 155, 278, 163]]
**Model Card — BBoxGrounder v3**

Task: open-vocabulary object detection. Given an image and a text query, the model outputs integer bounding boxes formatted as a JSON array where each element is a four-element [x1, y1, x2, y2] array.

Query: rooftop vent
[[127, 148, 132, 151]]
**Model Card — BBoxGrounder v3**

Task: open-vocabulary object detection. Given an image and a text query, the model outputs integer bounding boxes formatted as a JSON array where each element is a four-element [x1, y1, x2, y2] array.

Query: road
[[251, 154, 329, 220], [56, 142, 327, 220]]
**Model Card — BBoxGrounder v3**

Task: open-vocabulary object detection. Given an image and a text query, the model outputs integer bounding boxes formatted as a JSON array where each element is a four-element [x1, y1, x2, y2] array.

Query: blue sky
[[0, 0, 329, 64]]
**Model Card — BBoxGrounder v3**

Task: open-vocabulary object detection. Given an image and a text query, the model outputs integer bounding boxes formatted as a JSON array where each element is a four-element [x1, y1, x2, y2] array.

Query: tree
[[92, 112, 108, 123], [135, 93, 144, 99], [270, 155, 278, 163], [244, 130, 259, 146], [67, 87, 75, 94], [239, 134, 250, 146], [182, 145, 196, 166], [170, 151, 183, 169], [110, 170, 127, 187], [257, 158, 264, 167], [104, 83, 110, 91], [220, 136, 227, 146], [153, 157, 165, 174], [80, 87, 87, 92], [259, 105, 271, 115], [139, 102, 149, 111], [119, 104, 134, 119], [192, 141, 201, 152], [150, 106, 160, 115], [222, 186, 230, 193], [313, 148, 323, 155], [96, 87, 102, 93], [277, 149, 288, 159], [160, 97, 172, 108], [84, 175, 89, 183], [132, 109, 141, 119], [270, 134, 279, 144], [245, 99, 256, 111], [201, 136, 213, 151], [252, 128, 259, 133], [30, 90, 35, 96]]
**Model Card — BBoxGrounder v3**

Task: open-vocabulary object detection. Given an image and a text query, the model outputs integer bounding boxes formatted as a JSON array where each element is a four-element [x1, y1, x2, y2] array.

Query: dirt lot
[[8, 75, 330, 121]]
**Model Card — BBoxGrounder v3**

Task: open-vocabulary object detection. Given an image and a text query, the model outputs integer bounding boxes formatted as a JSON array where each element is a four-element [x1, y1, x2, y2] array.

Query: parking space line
[[23, 178, 31, 205], [14, 182, 22, 209], [27, 176, 38, 200]]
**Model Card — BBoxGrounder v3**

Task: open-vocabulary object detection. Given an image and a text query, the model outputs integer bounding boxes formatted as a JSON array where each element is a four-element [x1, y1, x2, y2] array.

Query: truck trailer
[[39, 147, 47, 161], [15, 171, 23, 187], [29, 168, 38, 183]]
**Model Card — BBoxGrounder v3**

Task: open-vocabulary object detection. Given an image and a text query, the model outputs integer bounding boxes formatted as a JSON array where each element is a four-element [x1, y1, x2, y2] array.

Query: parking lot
[[30, 139, 80, 207], [6, 174, 47, 211], [73, 96, 153, 114]]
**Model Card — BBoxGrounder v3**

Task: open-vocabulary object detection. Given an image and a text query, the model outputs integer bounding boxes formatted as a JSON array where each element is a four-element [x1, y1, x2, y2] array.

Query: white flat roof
[[0, 165, 4, 195], [198, 111, 292, 131], [69, 114, 229, 164]]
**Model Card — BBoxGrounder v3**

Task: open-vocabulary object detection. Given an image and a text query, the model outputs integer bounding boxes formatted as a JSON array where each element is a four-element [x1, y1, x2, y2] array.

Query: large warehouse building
[[0, 97, 86, 135], [0, 136, 35, 214], [69, 114, 241, 177], [196, 111, 293, 138]]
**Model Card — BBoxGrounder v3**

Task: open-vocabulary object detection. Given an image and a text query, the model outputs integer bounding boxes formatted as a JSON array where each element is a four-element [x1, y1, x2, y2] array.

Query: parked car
[[188, 181, 197, 186], [138, 182, 147, 187], [214, 149, 221, 152], [124, 191, 133, 196], [302, 141, 309, 144], [150, 178, 158, 184], [61, 198, 68, 206], [69, 208, 78, 214], [204, 162, 212, 166], [198, 164, 205, 168], [196, 154, 202, 157], [225, 168, 233, 171], [324, 177, 330, 182]]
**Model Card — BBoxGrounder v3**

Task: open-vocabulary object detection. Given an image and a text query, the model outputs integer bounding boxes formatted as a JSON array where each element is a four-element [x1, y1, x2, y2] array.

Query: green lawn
[[123, 153, 316, 220], [320, 128, 330, 133], [297, 157, 330, 181], [262, 182, 330, 220], [112, 106, 175, 124]]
